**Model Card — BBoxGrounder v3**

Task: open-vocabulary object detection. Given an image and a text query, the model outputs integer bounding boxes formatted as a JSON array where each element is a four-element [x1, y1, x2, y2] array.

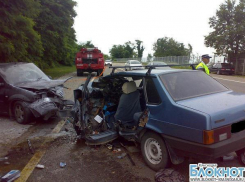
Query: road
[[0, 65, 245, 182]]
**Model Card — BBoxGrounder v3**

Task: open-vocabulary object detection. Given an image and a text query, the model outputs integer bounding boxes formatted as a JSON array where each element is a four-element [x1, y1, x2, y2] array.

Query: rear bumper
[[76, 64, 104, 70], [163, 130, 245, 159]]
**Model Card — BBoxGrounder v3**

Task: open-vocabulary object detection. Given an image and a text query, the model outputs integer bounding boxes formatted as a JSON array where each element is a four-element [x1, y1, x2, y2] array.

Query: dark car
[[69, 65, 245, 171], [0, 62, 73, 124], [210, 63, 235, 75]]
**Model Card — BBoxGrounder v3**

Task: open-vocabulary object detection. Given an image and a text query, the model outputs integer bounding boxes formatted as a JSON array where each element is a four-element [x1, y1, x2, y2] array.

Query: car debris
[[0, 62, 74, 124], [155, 168, 184, 182], [1, 170, 20, 182], [60, 162, 66, 168], [0, 157, 8, 162], [27, 139, 34, 154], [36, 164, 45, 169], [106, 144, 113, 150], [117, 153, 127, 159]]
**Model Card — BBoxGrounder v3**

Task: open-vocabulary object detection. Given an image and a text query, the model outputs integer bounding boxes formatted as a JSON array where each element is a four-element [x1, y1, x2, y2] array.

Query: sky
[[73, 0, 226, 57]]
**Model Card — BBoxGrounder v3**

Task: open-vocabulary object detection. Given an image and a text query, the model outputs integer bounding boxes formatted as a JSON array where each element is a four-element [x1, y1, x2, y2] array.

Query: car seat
[[114, 81, 142, 127]]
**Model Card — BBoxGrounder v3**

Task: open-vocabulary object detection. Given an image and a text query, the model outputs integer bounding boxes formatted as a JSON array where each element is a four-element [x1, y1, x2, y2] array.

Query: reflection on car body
[[0, 62, 73, 124]]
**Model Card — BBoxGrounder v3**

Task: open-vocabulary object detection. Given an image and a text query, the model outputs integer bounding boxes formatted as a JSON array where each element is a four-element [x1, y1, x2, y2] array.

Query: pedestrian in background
[[196, 54, 212, 75]]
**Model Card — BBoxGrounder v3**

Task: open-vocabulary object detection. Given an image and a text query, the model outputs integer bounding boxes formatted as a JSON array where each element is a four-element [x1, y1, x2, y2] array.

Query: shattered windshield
[[0, 63, 50, 85]]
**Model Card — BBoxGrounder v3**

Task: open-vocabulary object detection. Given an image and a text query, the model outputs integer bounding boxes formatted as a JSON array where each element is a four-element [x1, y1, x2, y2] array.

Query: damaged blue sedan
[[0, 62, 73, 124], [72, 65, 245, 171]]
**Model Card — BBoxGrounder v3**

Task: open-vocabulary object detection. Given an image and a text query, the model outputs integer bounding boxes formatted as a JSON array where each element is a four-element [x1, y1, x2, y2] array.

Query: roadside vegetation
[[43, 65, 76, 79]]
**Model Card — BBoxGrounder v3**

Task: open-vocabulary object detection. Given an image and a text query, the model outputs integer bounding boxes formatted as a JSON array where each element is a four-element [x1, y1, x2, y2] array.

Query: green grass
[[43, 65, 76, 79]]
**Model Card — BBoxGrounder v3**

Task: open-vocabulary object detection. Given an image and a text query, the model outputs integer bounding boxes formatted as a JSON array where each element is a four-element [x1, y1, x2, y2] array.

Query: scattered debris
[[113, 148, 121, 153], [36, 164, 45, 169], [60, 162, 66, 168], [1, 170, 20, 182], [120, 142, 136, 166], [0, 157, 8, 162], [117, 153, 127, 159], [27, 139, 34, 154], [106, 144, 113, 150], [4, 162, 10, 165], [222, 153, 235, 161], [155, 168, 184, 182]]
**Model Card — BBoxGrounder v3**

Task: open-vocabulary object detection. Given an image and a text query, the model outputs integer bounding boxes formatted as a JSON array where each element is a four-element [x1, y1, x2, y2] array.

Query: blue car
[[72, 66, 245, 171]]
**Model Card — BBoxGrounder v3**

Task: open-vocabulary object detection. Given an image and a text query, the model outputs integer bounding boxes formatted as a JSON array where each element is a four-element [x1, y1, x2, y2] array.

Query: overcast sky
[[74, 0, 226, 57]]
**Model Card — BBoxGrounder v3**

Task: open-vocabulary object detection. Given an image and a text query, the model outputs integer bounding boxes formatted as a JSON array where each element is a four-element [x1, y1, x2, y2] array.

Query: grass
[[43, 65, 76, 79]]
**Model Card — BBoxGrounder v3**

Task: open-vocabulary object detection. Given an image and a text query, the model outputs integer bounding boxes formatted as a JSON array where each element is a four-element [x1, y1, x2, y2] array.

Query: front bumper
[[163, 129, 245, 159], [28, 98, 74, 120]]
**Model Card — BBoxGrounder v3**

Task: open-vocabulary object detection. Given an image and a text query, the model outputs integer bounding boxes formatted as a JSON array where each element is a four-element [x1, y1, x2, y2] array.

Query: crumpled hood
[[15, 78, 71, 90], [177, 91, 245, 129]]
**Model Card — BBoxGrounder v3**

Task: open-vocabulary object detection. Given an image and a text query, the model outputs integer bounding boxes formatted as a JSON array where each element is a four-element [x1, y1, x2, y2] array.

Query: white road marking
[[213, 77, 245, 84]]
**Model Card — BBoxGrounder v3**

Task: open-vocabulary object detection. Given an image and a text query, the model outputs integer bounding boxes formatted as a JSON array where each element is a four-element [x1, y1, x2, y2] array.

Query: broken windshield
[[0, 63, 50, 85]]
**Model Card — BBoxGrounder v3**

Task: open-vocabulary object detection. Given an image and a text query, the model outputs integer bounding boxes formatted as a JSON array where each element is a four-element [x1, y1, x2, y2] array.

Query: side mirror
[[0, 83, 4, 87]]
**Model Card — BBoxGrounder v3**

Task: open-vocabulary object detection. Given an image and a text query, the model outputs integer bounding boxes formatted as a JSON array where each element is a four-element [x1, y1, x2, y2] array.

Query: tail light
[[203, 125, 231, 145], [77, 58, 82, 63]]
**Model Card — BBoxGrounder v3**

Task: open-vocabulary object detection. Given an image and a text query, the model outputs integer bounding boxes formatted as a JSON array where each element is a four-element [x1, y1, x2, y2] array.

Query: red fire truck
[[75, 47, 105, 76]]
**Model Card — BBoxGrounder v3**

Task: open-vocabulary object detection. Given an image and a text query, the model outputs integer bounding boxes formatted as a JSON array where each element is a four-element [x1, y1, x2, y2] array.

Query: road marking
[[213, 77, 245, 84], [16, 120, 66, 182]]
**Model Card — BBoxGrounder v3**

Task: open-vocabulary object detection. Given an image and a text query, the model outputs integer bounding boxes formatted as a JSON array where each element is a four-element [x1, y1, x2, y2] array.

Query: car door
[[0, 75, 7, 113], [143, 77, 162, 126]]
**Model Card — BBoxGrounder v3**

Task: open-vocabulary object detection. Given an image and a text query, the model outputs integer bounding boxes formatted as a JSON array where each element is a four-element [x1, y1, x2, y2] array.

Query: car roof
[[0, 62, 31, 68], [106, 68, 194, 78]]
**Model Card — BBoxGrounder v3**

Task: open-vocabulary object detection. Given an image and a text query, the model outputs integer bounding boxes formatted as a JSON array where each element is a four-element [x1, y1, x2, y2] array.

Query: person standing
[[196, 54, 212, 75]]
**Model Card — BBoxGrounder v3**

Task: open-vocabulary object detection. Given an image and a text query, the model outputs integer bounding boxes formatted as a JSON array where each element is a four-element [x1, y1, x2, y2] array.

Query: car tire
[[141, 131, 170, 171], [236, 149, 245, 165], [77, 69, 83, 76], [14, 101, 32, 124]]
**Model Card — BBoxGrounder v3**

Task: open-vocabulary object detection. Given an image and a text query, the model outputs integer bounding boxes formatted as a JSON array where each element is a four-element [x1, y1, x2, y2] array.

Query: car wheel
[[236, 149, 245, 165], [77, 69, 83, 76], [141, 131, 170, 171], [14, 101, 32, 124]]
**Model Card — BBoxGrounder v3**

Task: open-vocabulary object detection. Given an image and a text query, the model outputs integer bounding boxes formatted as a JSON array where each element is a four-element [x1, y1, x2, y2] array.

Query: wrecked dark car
[[0, 62, 73, 124], [71, 66, 245, 171]]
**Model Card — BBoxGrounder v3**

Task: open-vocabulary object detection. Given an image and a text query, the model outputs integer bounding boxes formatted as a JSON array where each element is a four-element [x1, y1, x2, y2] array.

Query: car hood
[[177, 91, 245, 129], [14, 78, 71, 90]]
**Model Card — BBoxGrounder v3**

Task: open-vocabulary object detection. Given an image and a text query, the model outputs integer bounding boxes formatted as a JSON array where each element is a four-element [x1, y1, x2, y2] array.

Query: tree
[[135, 40, 145, 58], [34, 0, 77, 67], [153, 37, 191, 57], [109, 42, 135, 59], [77, 41, 95, 50], [0, 0, 43, 63], [205, 0, 245, 57], [147, 53, 153, 61], [103, 54, 110, 60]]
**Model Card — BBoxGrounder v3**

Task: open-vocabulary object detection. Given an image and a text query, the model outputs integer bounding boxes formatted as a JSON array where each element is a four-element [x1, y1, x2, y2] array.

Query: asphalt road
[[1, 65, 245, 182]]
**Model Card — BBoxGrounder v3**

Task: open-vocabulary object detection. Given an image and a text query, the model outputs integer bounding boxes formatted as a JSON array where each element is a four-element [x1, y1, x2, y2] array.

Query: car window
[[145, 78, 161, 105], [131, 61, 141, 64], [221, 63, 232, 68], [160, 71, 228, 101]]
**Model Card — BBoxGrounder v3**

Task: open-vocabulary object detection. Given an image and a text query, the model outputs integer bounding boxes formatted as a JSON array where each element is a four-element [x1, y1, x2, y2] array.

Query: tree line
[[0, 0, 77, 69]]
